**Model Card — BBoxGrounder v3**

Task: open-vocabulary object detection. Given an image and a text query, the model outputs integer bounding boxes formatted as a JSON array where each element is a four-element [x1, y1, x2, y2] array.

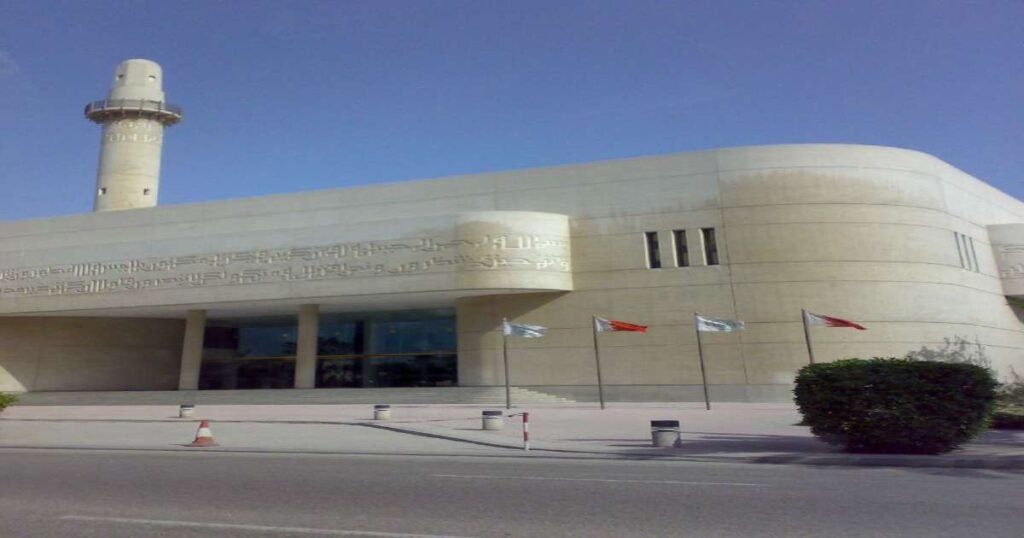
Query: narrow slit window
[[701, 228, 719, 266], [645, 231, 662, 269], [968, 237, 980, 273], [98, 187, 107, 196], [673, 230, 689, 267], [954, 232, 965, 268], [143, 188, 151, 195], [959, 233, 975, 270]]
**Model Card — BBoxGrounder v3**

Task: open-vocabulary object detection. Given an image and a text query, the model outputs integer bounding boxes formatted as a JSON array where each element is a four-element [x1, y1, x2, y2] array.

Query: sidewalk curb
[[365, 420, 1024, 471], [1, 444, 1020, 471]]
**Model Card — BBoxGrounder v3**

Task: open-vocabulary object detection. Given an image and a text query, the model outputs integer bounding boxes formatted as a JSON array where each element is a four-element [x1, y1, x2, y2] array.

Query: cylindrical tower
[[85, 59, 182, 211]]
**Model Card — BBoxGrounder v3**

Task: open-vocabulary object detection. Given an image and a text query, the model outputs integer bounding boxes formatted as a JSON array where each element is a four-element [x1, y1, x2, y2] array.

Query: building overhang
[[0, 211, 573, 317], [990, 223, 1024, 299]]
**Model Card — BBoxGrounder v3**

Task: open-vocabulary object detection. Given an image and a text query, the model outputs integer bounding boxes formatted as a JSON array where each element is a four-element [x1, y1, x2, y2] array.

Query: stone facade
[[1, 144, 1022, 399]]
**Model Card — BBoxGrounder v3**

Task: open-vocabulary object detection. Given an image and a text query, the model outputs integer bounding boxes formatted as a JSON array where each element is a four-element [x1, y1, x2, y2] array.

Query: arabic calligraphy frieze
[[997, 244, 1024, 279], [0, 234, 571, 298]]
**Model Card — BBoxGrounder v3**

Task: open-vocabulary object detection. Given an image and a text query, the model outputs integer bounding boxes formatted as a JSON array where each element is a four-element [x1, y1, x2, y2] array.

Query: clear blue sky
[[1, 0, 1021, 221]]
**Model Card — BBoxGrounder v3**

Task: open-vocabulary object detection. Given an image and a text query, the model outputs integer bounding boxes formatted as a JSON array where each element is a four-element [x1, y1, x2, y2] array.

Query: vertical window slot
[[701, 228, 719, 266], [968, 237, 980, 273], [645, 232, 662, 269], [954, 232, 966, 269], [673, 229, 689, 267]]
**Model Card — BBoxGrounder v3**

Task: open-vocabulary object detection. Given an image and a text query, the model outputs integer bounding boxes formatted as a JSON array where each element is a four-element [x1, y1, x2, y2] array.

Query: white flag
[[502, 320, 547, 338], [696, 315, 745, 333]]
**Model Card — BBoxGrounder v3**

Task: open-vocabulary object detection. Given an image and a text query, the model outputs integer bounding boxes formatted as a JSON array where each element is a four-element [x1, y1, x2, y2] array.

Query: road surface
[[0, 448, 1020, 537]]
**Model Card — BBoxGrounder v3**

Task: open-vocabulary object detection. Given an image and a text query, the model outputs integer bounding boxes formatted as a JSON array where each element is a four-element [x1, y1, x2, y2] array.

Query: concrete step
[[11, 387, 576, 406]]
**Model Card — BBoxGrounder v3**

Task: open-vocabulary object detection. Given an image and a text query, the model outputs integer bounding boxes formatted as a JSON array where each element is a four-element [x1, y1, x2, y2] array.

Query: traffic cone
[[187, 419, 219, 447]]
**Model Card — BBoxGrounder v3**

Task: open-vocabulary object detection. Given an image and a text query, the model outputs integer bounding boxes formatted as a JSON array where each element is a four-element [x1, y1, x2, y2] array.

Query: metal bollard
[[650, 419, 681, 448], [178, 404, 195, 419], [482, 410, 505, 431], [374, 404, 392, 420]]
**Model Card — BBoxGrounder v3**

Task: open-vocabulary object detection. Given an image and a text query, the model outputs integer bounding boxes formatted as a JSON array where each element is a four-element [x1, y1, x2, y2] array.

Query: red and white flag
[[594, 317, 648, 333], [803, 311, 866, 330]]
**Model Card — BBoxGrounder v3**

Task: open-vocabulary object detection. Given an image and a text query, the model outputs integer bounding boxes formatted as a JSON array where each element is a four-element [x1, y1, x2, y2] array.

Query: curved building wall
[[1, 144, 1022, 398], [991, 223, 1024, 299], [0, 211, 572, 315], [457, 145, 1024, 400]]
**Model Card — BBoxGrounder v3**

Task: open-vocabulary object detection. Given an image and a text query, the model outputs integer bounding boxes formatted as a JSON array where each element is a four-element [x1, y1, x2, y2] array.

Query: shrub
[[0, 392, 17, 412], [794, 358, 997, 454]]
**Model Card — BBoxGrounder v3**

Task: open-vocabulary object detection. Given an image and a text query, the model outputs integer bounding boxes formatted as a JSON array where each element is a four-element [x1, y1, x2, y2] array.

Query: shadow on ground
[[574, 432, 834, 455]]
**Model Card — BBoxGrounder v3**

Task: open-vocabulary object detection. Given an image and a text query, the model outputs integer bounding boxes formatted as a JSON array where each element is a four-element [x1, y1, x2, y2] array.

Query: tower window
[[143, 188, 151, 195], [98, 187, 107, 196], [673, 229, 689, 267], [701, 228, 719, 266], [644, 232, 662, 269]]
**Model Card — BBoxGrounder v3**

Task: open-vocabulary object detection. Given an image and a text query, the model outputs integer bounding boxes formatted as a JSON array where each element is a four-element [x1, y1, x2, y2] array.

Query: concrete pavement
[[1, 402, 1021, 469]]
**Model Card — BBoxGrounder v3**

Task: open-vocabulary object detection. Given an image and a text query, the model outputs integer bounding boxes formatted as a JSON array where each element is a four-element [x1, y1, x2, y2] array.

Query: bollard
[[482, 410, 505, 431], [374, 404, 392, 420], [178, 404, 195, 419], [650, 419, 681, 448]]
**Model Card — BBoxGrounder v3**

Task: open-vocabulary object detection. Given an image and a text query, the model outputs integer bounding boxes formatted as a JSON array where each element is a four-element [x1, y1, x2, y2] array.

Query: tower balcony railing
[[84, 99, 183, 125]]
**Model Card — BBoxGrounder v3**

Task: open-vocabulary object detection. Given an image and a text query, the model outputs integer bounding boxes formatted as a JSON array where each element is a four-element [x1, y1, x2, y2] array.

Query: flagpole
[[801, 309, 816, 365], [502, 318, 512, 410], [591, 316, 606, 410], [693, 313, 711, 411]]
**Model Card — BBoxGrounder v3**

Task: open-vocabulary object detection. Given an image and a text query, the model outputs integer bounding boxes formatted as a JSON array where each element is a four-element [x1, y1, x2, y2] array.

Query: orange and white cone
[[187, 420, 219, 447]]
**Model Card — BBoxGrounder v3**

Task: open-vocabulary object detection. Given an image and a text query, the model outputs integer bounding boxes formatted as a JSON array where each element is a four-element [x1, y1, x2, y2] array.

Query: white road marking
[[431, 474, 767, 487], [59, 515, 478, 538]]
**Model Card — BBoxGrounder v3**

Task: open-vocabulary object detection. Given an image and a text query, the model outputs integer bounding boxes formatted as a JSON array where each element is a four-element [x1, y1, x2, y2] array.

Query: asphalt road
[[0, 449, 1021, 537]]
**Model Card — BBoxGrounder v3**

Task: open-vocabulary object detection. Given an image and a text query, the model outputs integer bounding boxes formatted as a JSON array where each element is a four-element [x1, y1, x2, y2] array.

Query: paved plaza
[[2, 402, 1020, 469]]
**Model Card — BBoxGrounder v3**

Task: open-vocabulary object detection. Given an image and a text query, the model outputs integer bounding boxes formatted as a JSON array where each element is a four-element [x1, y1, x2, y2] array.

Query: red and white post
[[522, 412, 530, 451]]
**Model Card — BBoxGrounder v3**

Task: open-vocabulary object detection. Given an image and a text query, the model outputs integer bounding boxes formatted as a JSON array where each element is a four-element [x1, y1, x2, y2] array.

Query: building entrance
[[198, 309, 456, 389]]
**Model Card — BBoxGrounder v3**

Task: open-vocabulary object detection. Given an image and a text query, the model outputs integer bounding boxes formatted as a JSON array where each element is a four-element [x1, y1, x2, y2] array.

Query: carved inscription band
[[0, 234, 570, 298], [998, 244, 1024, 279]]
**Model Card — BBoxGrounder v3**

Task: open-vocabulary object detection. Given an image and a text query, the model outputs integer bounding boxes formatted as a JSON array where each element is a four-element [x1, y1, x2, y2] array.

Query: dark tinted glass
[[645, 231, 661, 268], [673, 229, 689, 267], [702, 228, 719, 266]]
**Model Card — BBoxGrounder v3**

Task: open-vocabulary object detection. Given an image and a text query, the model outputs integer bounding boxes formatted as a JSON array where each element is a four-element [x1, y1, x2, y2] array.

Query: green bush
[[0, 392, 17, 412], [794, 358, 997, 454]]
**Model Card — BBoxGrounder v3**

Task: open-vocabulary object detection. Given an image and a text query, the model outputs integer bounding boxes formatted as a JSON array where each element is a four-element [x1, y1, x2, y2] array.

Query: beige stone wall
[[2, 144, 1023, 398], [458, 145, 1024, 396], [0, 211, 571, 315], [990, 223, 1024, 298], [0, 317, 184, 392]]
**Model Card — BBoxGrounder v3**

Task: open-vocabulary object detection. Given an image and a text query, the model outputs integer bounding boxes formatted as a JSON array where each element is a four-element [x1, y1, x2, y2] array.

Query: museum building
[[1, 60, 1022, 402]]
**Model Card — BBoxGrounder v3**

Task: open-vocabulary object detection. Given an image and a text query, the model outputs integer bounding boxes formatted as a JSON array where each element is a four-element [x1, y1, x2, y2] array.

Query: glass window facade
[[198, 309, 457, 390], [316, 309, 456, 388], [199, 316, 297, 389]]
